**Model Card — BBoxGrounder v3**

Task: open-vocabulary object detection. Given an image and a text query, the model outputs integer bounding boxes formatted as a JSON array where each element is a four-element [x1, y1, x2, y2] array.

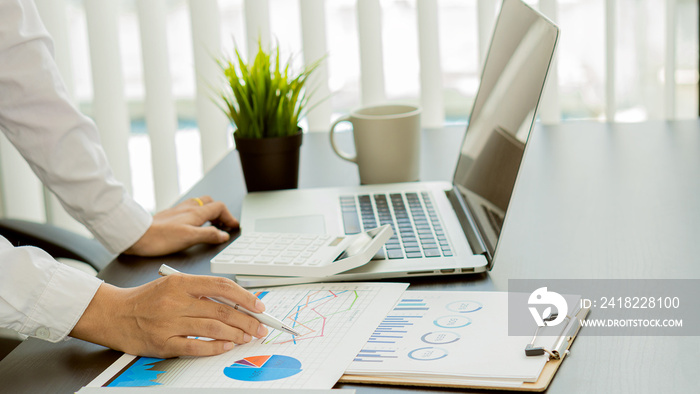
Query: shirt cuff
[[20, 263, 103, 343], [87, 194, 153, 255]]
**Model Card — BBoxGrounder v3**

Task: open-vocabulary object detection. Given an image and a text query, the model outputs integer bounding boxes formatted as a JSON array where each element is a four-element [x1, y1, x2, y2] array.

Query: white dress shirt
[[0, 0, 153, 342]]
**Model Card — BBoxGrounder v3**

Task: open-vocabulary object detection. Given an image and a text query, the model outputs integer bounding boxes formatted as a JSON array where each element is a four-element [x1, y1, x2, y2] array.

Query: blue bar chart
[[393, 298, 430, 311], [355, 297, 430, 362]]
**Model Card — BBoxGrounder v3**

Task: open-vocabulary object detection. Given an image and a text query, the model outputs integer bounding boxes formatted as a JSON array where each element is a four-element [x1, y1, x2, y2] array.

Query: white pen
[[158, 264, 301, 336]]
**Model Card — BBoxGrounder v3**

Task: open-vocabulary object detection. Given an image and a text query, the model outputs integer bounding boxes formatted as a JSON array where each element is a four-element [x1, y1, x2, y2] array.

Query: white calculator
[[210, 225, 393, 277]]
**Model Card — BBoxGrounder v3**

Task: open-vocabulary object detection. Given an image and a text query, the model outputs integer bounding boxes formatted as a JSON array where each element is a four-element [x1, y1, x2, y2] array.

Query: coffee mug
[[329, 104, 421, 184]]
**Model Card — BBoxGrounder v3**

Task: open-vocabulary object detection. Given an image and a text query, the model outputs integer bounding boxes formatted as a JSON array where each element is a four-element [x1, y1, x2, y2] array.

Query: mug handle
[[329, 115, 357, 163]]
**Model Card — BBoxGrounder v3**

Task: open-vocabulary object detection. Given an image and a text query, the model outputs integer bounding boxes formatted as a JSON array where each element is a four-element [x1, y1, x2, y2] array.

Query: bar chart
[[352, 292, 485, 364], [355, 296, 431, 362]]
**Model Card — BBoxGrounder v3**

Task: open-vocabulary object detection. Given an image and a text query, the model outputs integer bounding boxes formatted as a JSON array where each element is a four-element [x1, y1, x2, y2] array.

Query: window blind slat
[[416, 0, 444, 128], [665, 0, 677, 119], [136, 0, 179, 210], [244, 0, 272, 60], [84, 0, 133, 193], [189, 0, 229, 172], [605, 0, 616, 121], [476, 0, 498, 72], [300, 0, 332, 132], [34, 0, 74, 101], [357, 0, 386, 106]]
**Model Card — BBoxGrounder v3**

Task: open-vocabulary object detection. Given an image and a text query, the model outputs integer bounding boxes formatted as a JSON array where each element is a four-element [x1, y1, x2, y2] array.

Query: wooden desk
[[1, 120, 699, 393]]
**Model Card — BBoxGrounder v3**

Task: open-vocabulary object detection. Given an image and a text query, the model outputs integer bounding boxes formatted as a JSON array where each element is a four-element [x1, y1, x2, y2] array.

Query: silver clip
[[524, 312, 571, 359]]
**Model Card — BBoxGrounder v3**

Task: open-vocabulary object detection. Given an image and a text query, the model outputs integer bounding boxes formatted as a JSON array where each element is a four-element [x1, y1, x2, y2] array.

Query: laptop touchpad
[[254, 215, 326, 234]]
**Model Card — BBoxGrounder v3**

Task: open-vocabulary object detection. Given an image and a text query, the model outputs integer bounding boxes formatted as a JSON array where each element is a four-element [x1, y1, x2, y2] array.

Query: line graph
[[262, 290, 360, 345]]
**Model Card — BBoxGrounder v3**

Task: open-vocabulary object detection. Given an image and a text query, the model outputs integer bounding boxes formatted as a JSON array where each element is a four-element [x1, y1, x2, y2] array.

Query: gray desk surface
[[1, 120, 699, 393]]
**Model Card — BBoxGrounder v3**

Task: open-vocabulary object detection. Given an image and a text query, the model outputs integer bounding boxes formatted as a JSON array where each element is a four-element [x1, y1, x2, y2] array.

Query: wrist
[[69, 283, 132, 351]]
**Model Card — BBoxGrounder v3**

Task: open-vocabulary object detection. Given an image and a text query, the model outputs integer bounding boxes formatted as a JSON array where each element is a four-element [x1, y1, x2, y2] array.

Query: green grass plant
[[218, 42, 321, 139]]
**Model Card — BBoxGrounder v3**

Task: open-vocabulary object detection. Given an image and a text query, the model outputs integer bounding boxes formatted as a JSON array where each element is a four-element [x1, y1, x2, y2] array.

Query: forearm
[[0, 0, 152, 254]]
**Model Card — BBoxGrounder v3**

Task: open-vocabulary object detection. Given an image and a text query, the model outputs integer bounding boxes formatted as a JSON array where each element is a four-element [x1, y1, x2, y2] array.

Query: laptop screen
[[452, 0, 559, 254]]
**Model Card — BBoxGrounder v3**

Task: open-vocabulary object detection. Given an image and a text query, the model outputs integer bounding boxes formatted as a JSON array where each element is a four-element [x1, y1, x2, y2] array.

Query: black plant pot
[[234, 131, 303, 192]]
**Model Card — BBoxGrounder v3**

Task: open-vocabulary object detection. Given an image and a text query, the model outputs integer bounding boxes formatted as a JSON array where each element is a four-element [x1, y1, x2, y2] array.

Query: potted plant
[[217, 43, 320, 192]]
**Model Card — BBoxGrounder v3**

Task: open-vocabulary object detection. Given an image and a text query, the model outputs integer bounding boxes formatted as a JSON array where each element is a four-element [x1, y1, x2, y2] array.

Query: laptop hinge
[[446, 187, 491, 263]]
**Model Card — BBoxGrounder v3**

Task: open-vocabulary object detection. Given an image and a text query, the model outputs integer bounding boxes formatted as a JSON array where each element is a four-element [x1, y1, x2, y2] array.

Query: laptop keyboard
[[340, 192, 453, 259]]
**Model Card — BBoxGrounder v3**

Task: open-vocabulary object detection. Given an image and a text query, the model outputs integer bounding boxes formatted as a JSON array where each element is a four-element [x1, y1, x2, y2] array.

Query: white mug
[[330, 104, 421, 184]]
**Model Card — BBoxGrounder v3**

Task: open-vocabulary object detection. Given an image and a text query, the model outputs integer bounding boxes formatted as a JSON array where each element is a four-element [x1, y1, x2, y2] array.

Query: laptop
[[235, 0, 559, 287]]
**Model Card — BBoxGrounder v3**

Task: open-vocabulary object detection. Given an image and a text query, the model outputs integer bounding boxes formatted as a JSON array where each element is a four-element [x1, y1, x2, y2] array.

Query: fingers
[[183, 275, 266, 314], [187, 296, 268, 339], [173, 226, 231, 254], [188, 226, 231, 245], [189, 195, 214, 206], [199, 201, 240, 229], [165, 337, 236, 358], [184, 196, 240, 230], [179, 313, 257, 343]]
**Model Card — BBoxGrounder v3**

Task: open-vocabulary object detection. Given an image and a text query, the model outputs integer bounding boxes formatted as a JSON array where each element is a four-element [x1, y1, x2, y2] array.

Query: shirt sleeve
[[0, 0, 151, 341], [0, 237, 103, 342], [0, 0, 152, 254]]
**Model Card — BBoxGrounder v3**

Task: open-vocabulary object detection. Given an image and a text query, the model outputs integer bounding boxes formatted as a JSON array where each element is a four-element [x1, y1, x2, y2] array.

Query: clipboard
[[339, 305, 590, 392]]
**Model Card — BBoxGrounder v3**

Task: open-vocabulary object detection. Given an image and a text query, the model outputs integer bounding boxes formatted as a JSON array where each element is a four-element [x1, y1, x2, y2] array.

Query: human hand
[[70, 273, 268, 358], [124, 195, 239, 256]]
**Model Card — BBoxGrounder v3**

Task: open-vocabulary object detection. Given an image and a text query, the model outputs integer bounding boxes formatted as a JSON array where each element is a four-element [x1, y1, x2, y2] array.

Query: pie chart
[[224, 355, 302, 382]]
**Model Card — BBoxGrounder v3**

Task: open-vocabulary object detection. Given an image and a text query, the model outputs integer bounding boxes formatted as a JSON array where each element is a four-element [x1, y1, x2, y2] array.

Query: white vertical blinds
[[605, 0, 617, 121], [476, 0, 498, 72], [357, 0, 387, 106], [665, 0, 677, 119], [244, 0, 272, 59], [416, 0, 445, 128], [83, 0, 133, 194], [34, 0, 74, 101], [300, 0, 332, 132], [188, 0, 229, 172], [0, 1, 688, 232], [136, 0, 179, 211]]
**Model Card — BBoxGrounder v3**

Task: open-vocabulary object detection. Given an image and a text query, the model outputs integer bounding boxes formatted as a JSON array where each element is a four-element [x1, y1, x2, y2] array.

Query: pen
[[158, 264, 301, 336]]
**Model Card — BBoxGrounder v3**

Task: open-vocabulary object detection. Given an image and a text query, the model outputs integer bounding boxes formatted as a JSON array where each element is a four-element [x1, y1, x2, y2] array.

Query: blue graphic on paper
[[107, 357, 165, 387], [224, 355, 302, 382]]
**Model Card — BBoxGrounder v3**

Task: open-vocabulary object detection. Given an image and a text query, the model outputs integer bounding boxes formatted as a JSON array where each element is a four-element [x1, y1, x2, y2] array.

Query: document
[[88, 283, 407, 390], [345, 291, 581, 387]]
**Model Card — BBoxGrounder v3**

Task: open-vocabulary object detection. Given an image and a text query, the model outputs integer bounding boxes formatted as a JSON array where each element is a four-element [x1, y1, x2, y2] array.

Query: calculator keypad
[[213, 233, 333, 267]]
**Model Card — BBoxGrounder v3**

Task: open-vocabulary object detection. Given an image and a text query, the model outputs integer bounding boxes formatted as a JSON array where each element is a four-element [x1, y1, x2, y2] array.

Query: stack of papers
[[344, 291, 581, 388], [86, 286, 583, 391]]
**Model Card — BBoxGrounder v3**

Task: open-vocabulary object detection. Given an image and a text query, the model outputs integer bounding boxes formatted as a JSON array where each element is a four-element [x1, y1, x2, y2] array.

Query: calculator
[[210, 225, 393, 277]]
